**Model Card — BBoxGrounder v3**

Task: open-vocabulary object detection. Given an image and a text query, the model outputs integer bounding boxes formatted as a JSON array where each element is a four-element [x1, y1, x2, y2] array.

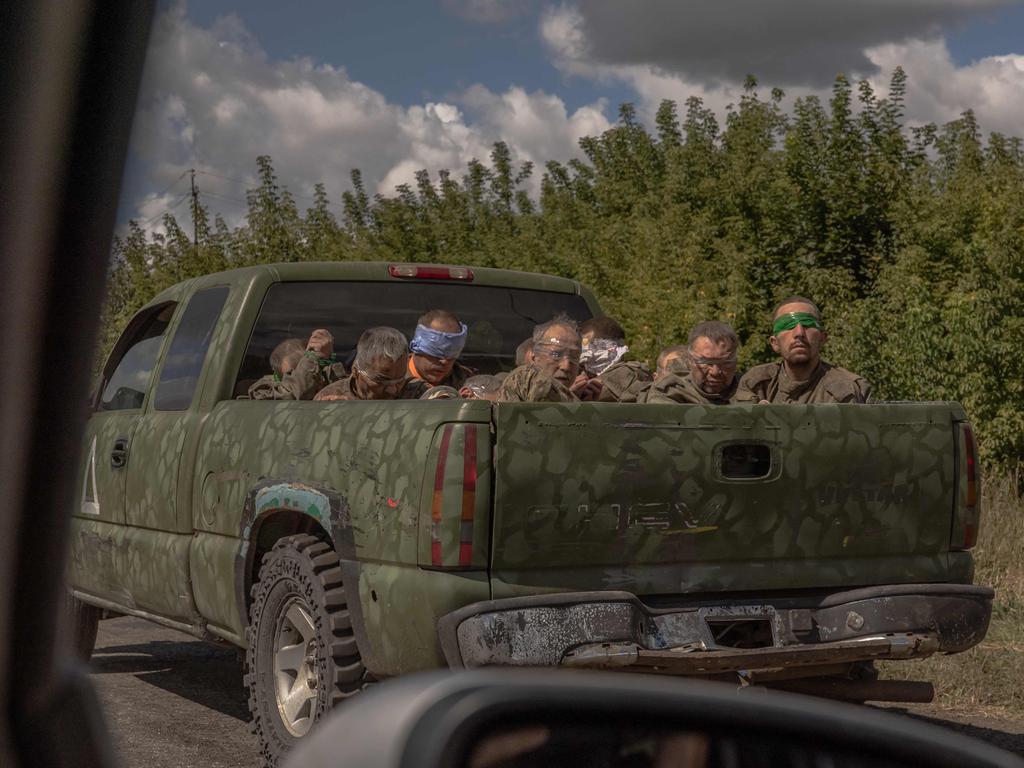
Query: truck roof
[[144, 261, 587, 308]]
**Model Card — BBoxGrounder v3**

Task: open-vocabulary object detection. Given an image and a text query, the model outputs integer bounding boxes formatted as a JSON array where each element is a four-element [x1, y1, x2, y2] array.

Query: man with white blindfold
[[407, 309, 475, 390], [576, 316, 653, 403]]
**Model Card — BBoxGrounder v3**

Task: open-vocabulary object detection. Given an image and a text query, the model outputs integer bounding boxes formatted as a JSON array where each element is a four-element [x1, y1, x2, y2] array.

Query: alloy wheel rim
[[273, 597, 319, 736]]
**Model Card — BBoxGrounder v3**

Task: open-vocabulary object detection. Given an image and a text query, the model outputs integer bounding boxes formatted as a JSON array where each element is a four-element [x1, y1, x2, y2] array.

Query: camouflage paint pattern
[[67, 262, 979, 680], [490, 400, 967, 596]]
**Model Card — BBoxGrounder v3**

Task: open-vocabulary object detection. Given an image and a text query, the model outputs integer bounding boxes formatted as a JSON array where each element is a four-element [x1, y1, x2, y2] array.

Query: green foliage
[[104, 70, 1024, 470]]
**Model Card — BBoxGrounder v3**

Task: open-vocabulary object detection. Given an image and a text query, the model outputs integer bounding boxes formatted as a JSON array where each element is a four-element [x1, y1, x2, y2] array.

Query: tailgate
[[490, 402, 960, 596]]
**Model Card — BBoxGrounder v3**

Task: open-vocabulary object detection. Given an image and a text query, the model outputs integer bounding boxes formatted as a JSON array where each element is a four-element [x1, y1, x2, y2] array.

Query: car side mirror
[[285, 670, 1022, 768]]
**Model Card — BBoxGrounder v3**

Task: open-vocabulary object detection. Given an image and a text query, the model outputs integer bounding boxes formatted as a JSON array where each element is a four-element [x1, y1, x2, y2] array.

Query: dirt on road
[[87, 617, 1024, 767]]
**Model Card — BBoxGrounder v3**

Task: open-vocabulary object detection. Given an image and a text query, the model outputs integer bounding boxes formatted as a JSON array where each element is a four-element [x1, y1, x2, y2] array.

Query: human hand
[[307, 328, 334, 359]]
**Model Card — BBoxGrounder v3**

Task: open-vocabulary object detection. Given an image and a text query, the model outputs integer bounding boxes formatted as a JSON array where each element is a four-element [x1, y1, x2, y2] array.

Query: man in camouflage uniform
[[314, 327, 428, 401], [499, 314, 581, 402], [248, 329, 346, 400], [647, 321, 740, 405], [735, 297, 871, 404], [407, 309, 474, 390], [575, 316, 653, 403]]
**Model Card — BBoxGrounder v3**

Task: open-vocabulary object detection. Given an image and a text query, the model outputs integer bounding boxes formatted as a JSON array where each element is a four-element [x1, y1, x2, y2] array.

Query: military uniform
[[734, 361, 871, 404], [646, 371, 739, 405], [595, 360, 653, 403], [248, 354, 346, 401], [313, 373, 429, 401], [498, 365, 577, 403]]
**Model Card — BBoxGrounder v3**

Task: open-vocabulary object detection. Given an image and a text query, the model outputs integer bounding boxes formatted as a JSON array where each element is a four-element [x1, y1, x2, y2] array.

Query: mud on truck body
[[67, 262, 991, 765]]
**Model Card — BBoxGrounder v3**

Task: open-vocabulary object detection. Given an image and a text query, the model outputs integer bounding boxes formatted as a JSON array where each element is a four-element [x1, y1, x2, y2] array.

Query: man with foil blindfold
[[735, 297, 871, 404], [647, 321, 741, 405], [575, 316, 653, 403], [408, 310, 475, 390]]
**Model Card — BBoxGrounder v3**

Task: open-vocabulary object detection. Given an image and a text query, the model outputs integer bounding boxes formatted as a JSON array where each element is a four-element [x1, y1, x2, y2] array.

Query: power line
[[141, 192, 190, 225], [150, 170, 189, 200], [195, 168, 335, 207]]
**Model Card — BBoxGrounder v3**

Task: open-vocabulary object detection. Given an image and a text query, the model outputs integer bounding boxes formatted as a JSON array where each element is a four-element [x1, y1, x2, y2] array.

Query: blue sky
[[122, 1, 1024, 230]]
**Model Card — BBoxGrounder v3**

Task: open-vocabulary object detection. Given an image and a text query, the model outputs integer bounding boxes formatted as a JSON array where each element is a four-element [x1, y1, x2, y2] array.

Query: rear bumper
[[438, 584, 993, 675]]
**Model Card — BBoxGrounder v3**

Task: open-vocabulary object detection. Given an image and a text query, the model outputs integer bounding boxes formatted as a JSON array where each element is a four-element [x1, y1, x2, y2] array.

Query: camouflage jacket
[[645, 371, 739, 405], [596, 360, 653, 403], [248, 354, 347, 401], [499, 365, 577, 403], [734, 361, 871, 404], [313, 373, 429, 402]]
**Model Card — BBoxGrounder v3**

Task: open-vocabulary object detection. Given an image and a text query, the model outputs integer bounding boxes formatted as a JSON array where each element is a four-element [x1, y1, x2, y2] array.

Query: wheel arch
[[234, 480, 356, 635]]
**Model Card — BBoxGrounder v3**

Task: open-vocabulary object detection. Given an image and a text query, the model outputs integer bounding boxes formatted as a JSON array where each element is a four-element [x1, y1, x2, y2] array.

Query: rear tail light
[[389, 264, 474, 281], [953, 423, 981, 551], [426, 424, 485, 569]]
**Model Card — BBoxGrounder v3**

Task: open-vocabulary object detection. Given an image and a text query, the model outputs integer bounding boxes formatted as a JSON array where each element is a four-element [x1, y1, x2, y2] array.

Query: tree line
[[106, 69, 1024, 471]]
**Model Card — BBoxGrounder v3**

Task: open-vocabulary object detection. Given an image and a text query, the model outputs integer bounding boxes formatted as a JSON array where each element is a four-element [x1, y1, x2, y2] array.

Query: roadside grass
[[879, 472, 1024, 719]]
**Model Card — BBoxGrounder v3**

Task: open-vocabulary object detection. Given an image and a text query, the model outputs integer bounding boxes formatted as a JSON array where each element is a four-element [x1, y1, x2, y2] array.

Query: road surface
[[88, 616, 1024, 767]]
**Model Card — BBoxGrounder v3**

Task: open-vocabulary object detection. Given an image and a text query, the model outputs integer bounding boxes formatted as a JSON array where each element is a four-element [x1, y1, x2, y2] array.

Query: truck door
[[69, 302, 177, 603], [123, 286, 230, 621]]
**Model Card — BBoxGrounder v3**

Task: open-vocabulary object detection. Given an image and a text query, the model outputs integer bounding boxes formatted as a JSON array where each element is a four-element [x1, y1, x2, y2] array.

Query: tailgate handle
[[110, 438, 129, 469], [719, 442, 772, 479]]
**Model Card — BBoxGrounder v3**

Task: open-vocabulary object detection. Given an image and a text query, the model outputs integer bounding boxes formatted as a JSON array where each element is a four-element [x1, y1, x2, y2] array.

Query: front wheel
[[245, 534, 366, 767]]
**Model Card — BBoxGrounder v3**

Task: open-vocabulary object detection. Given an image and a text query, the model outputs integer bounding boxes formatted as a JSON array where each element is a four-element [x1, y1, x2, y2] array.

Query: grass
[[879, 472, 1024, 720]]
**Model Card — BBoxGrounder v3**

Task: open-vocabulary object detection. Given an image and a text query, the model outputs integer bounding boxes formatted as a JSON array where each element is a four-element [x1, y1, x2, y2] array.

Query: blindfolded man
[[407, 309, 475, 390], [500, 314, 582, 402], [575, 316, 652, 403], [647, 322, 740, 405], [735, 297, 871, 404], [314, 327, 428, 401]]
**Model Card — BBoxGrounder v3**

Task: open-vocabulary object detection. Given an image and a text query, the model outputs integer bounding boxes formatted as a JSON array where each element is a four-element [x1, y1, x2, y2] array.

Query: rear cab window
[[234, 281, 592, 394]]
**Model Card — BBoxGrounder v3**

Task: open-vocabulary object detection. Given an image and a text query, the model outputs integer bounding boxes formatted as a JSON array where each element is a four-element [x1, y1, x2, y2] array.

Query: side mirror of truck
[[285, 670, 1021, 768]]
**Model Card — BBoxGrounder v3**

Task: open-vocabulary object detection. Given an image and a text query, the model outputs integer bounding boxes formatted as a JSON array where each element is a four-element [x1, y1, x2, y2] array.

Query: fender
[[233, 479, 374, 667]]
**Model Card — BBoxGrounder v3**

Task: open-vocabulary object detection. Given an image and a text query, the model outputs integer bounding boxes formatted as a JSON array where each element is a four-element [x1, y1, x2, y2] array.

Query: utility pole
[[189, 168, 199, 249]]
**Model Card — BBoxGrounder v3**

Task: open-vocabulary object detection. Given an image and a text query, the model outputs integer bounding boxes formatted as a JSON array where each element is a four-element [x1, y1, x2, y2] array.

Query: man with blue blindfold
[[408, 309, 475, 389]]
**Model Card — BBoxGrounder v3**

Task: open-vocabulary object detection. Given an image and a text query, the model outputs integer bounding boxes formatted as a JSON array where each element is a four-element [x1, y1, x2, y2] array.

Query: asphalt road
[[88, 617, 1024, 768]]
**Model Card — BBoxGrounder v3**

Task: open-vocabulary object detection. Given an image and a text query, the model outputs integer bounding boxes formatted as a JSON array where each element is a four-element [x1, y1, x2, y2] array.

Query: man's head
[[578, 316, 628, 378], [515, 338, 534, 367], [410, 309, 467, 385], [687, 322, 739, 394], [269, 338, 305, 376], [353, 327, 410, 400], [769, 296, 826, 371], [530, 313, 582, 386], [655, 345, 687, 380], [460, 374, 502, 401], [579, 316, 626, 347]]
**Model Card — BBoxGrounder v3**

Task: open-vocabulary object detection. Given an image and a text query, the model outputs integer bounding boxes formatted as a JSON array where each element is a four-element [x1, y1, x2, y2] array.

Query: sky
[[119, 0, 1024, 232]]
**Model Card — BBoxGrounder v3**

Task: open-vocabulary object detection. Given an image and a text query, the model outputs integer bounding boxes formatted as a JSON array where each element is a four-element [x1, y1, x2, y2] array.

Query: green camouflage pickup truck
[[67, 262, 991, 765]]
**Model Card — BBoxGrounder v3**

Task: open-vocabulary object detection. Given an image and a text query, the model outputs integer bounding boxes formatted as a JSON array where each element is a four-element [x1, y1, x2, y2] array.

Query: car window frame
[[94, 300, 178, 413]]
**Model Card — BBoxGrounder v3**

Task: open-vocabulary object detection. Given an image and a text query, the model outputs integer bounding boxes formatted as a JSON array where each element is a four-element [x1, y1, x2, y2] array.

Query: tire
[[245, 533, 367, 767], [64, 592, 101, 662]]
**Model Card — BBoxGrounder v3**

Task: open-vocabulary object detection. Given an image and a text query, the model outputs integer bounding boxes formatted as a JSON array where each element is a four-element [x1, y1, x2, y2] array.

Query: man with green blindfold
[[735, 297, 871, 404]]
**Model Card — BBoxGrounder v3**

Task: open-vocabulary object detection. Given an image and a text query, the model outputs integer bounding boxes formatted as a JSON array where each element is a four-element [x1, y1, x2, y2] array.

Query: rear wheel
[[64, 592, 101, 662], [245, 534, 366, 766]]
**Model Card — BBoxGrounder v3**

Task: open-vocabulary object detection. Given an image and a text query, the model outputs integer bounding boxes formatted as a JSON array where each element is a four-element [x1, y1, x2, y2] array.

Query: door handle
[[110, 438, 129, 469]]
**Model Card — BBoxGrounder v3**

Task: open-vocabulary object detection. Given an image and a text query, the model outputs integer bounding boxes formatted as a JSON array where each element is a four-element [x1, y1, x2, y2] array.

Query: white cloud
[[124, 4, 610, 229], [542, 0, 1014, 87], [541, 2, 1024, 137]]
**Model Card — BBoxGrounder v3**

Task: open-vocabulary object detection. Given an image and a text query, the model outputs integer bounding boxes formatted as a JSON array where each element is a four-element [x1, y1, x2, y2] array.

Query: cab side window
[[154, 286, 229, 411], [98, 302, 176, 411]]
